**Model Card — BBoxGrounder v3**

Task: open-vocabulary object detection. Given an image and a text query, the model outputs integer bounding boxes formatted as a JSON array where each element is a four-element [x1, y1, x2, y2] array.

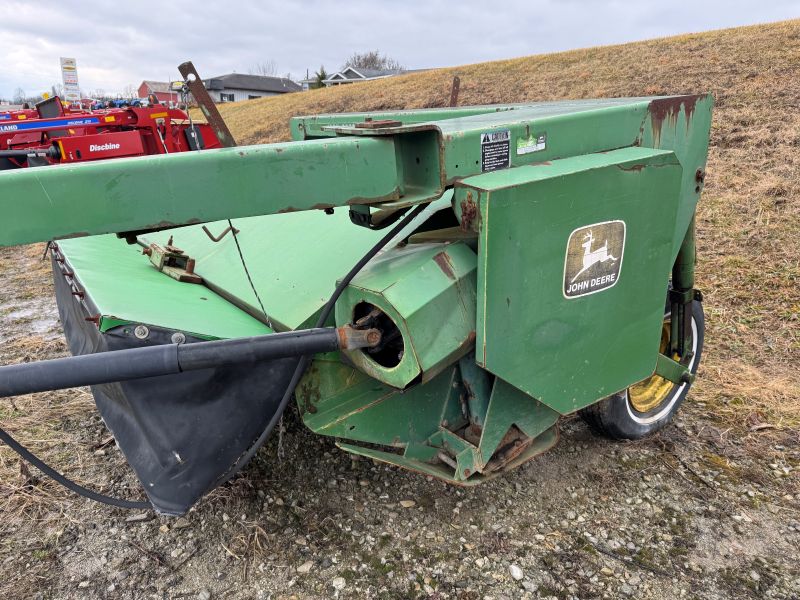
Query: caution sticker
[[563, 220, 626, 299], [517, 132, 546, 155], [480, 130, 510, 172]]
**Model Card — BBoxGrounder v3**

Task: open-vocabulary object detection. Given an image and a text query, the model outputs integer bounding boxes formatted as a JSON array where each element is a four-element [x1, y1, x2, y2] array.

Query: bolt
[[185, 259, 196, 275], [366, 330, 382, 347], [695, 168, 705, 183], [134, 325, 150, 340], [171, 332, 186, 344]]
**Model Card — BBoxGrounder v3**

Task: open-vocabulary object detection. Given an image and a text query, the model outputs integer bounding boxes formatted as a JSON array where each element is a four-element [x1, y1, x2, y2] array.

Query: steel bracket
[[142, 239, 202, 284], [654, 353, 694, 385]]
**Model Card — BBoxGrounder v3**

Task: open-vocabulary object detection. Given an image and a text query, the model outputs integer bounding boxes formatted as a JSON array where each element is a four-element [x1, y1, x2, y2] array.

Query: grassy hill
[[219, 19, 800, 429]]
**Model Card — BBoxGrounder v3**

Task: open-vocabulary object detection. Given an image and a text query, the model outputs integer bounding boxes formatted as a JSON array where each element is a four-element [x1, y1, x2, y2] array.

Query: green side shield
[[458, 147, 683, 413]]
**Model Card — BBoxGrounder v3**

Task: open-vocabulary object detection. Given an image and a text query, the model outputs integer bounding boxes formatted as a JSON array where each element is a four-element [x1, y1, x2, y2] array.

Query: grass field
[[216, 18, 800, 430]]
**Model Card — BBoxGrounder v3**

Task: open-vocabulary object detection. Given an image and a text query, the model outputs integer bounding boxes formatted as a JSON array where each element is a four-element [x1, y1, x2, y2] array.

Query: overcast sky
[[1, 1, 796, 98]]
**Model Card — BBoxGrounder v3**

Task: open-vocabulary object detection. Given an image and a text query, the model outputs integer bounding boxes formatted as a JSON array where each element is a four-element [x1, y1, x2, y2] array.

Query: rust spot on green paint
[[648, 94, 703, 145], [433, 251, 456, 280]]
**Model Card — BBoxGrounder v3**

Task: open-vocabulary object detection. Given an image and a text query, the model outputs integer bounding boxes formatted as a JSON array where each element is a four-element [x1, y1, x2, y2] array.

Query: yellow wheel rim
[[628, 320, 678, 413]]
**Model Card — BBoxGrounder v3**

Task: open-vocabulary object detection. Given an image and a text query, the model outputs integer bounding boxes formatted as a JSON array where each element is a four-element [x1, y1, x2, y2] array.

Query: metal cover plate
[[463, 147, 684, 414]]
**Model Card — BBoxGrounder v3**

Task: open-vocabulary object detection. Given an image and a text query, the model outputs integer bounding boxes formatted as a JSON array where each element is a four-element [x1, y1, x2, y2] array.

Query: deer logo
[[570, 230, 619, 283], [563, 221, 626, 299]]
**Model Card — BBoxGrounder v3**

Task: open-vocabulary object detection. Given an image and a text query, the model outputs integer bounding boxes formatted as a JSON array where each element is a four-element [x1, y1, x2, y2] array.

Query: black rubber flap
[[52, 258, 296, 515]]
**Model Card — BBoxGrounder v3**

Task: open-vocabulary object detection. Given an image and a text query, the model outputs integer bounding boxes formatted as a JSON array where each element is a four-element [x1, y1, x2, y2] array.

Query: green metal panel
[[638, 95, 713, 255], [298, 355, 561, 486], [460, 147, 684, 413], [335, 242, 477, 388], [290, 104, 530, 139], [57, 235, 272, 339], [0, 136, 408, 248], [319, 98, 656, 187], [298, 357, 465, 447], [0, 96, 710, 257], [476, 379, 560, 466], [142, 209, 386, 331]]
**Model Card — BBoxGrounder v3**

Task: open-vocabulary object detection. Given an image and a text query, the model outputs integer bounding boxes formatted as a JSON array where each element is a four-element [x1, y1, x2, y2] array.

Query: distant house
[[322, 67, 414, 87], [203, 74, 301, 102], [137, 81, 179, 104], [298, 77, 317, 92]]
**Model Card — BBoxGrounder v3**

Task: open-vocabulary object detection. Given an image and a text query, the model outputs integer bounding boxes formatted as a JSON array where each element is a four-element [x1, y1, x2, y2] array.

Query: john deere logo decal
[[563, 220, 625, 298]]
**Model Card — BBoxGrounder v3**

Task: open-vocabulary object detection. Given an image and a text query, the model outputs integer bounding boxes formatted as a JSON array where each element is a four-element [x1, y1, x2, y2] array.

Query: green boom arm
[[0, 96, 711, 250]]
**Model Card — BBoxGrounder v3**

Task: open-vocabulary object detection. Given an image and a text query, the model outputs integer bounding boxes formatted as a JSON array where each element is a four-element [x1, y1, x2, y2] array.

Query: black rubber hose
[[0, 345, 179, 399], [0, 426, 151, 509], [0, 328, 343, 398], [217, 201, 430, 484], [0, 147, 58, 159]]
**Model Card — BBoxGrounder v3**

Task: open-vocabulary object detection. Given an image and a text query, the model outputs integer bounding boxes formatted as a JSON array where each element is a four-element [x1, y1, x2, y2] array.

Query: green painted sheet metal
[[335, 241, 477, 387], [461, 147, 683, 413], [298, 357, 464, 447], [62, 195, 454, 338], [298, 349, 563, 485], [57, 235, 272, 339], [476, 379, 560, 467], [142, 209, 387, 331], [290, 104, 532, 139], [0, 136, 406, 248], [638, 95, 712, 255], [0, 96, 709, 257], [293, 98, 649, 140], [319, 95, 711, 257]]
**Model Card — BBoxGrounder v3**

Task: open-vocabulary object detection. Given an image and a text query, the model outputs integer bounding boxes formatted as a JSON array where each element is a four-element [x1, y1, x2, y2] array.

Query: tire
[[580, 299, 704, 440]]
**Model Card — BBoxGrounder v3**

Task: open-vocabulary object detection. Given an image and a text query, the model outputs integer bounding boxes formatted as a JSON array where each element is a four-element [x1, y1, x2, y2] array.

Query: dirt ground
[[2, 18, 800, 600], [0, 258, 798, 599]]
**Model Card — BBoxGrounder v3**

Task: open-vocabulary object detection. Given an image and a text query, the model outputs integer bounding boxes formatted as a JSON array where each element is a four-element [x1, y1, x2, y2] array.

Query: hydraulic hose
[[0, 326, 379, 399], [0, 147, 59, 160]]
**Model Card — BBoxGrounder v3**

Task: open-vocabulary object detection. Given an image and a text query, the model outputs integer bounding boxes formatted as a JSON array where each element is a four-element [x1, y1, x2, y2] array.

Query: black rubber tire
[[580, 299, 704, 440]]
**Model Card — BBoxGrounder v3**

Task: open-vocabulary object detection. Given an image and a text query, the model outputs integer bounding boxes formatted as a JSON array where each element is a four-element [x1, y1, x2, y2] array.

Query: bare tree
[[123, 84, 137, 99], [12, 87, 26, 104], [343, 50, 404, 71], [249, 60, 278, 77]]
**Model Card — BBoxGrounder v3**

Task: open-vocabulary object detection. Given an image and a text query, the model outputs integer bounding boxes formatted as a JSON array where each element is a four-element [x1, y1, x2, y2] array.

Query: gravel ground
[[0, 252, 798, 599], [4, 404, 800, 600]]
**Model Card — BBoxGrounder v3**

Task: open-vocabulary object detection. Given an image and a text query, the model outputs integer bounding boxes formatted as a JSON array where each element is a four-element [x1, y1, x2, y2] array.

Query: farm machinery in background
[[0, 95, 221, 170], [0, 63, 712, 516]]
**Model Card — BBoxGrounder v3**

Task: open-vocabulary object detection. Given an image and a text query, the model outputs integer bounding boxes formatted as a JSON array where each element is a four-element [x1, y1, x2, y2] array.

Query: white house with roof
[[322, 67, 412, 87], [203, 73, 301, 102]]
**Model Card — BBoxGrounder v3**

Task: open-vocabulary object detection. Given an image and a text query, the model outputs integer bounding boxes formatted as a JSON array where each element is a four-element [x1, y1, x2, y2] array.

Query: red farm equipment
[[0, 96, 221, 170]]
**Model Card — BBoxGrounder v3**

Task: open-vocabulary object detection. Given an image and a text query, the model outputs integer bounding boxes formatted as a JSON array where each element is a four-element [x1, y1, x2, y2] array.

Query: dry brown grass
[[213, 19, 800, 431]]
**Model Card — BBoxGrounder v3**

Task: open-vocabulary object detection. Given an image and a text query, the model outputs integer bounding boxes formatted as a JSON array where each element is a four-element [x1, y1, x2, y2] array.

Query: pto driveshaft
[[0, 326, 379, 398]]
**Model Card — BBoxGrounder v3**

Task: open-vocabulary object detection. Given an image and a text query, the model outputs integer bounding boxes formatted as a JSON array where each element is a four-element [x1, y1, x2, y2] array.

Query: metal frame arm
[[0, 134, 440, 248]]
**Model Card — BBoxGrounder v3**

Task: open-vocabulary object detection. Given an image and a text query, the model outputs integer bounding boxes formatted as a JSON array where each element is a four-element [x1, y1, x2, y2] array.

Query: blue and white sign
[[0, 116, 100, 133]]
